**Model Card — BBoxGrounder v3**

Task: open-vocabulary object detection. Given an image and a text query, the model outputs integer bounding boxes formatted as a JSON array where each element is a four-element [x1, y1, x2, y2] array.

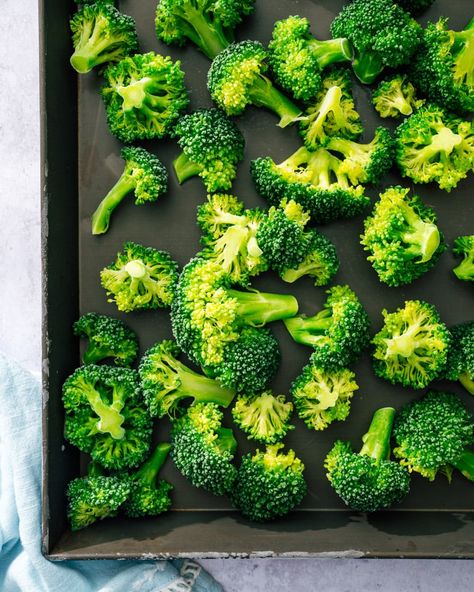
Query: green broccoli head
[[70, 1, 139, 74], [360, 186, 445, 287], [256, 199, 310, 276], [395, 104, 474, 192], [372, 300, 451, 389], [325, 407, 410, 512], [372, 74, 424, 119], [67, 462, 131, 530], [330, 0, 423, 84], [171, 402, 238, 495], [411, 18, 474, 114], [63, 365, 153, 470], [207, 40, 302, 128], [123, 443, 173, 518], [101, 52, 189, 143], [291, 364, 358, 431], [453, 235, 474, 281], [139, 340, 235, 418], [155, 0, 255, 59], [91, 147, 168, 235], [284, 285, 370, 369], [299, 68, 363, 150], [100, 241, 179, 312], [232, 391, 294, 444], [231, 443, 307, 521], [393, 391, 474, 481], [73, 312, 139, 366], [445, 322, 474, 395], [325, 127, 394, 185], [170, 257, 296, 380], [198, 194, 267, 286], [281, 228, 339, 287], [268, 16, 353, 102], [394, 0, 435, 15], [250, 146, 370, 224], [173, 109, 245, 192]]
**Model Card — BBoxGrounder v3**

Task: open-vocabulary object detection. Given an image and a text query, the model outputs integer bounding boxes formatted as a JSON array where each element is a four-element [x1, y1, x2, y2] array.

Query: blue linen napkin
[[0, 353, 223, 592]]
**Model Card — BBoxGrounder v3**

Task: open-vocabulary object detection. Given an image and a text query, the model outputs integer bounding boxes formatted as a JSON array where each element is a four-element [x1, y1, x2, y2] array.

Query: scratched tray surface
[[54, 0, 474, 557]]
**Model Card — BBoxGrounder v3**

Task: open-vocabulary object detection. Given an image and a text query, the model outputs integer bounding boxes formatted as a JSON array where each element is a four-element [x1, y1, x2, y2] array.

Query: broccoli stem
[[181, 7, 231, 58], [451, 449, 474, 481], [309, 37, 353, 68], [459, 373, 474, 396], [174, 360, 235, 407], [248, 75, 303, 128], [83, 344, 112, 365], [396, 203, 440, 264], [352, 50, 384, 84], [303, 85, 345, 145], [452, 18, 474, 86], [453, 252, 474, 281], [215, 427, 238, 455], [117, 77, 155, 111], [81, 381, 125, 439], [227, 289, 298, 325], [87, 461, 105, 477], [173, 151, 203, 184], [359, 407, 395, 463], [283, 309, 333, 346], [91, 174, 136, 235], [132, 443, 171, 486]]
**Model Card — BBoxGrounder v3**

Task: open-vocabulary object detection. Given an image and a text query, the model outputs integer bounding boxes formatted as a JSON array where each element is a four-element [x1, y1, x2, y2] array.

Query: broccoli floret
[[411, 18, 474, 114], [445, 322, 474, 395], [171, 402, 237, 495], [91, 147, 168, 235], [453, 235, 474, 281], [394, 0, 435, 15], [291, 364, 358, 431], [101, 52, 189, 143], [325, 127, 394, 185], [250, 146, 370, 224], [395, 104, 474, 192], [393, 391, 474, 481], [155, 0, 255, 59], [280, 228, 339, 287], [171, 257, 297, 388], [372, 300, 451, 389], [299, 68, 363, 150], [255, 199, 311, 276], [73, 312, 139, 366], [217, 326, 281, 392], [373, 74, 424, 119], [330, 0, 423, 84], [325, 407, 410, 512], [207, 40, 302, 128], [268, 16, 353, 102], [198, 194, 267, 285], [70, 0, 139, 74], [123, 442, 173, 518], [172, 109, 245, 192], [67, 461, 130, 531], [139, 340, 235, 418], [63, 365, 152, 470], [101, 241, 179, 312], [231, 391, 294, 444], [284, 285, 370, 369], [360, 186, 445, 287], [231, 443, 307, 521]]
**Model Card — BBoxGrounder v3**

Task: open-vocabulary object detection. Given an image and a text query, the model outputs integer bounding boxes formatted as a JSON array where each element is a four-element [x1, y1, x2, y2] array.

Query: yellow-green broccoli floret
[[232, 390, 294, 444], [291, 364, 358, 431], [372, 74, 424, 118], [372, 300, 451, 389]]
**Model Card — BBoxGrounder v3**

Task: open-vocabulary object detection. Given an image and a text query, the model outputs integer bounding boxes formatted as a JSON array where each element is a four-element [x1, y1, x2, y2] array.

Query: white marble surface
[[2, 0, 474, 589]]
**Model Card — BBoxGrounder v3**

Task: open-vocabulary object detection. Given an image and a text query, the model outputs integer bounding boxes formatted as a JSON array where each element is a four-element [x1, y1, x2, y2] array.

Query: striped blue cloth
[[0, 353, 222, 592]]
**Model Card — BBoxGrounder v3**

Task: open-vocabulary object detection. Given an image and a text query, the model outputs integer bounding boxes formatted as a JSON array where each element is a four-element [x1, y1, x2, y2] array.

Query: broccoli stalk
[[453, 236, 474, 281], [360, 407, 394, 462], [226, 288, 298, 325], [452, 450, 474, 482], [91, 147, 167, 235], [139, 340, 235, 417], [124, 442, 173, 517], [246, 74, 304, 129], [173, 152, 202, 184], [372, 75, 424, 118]]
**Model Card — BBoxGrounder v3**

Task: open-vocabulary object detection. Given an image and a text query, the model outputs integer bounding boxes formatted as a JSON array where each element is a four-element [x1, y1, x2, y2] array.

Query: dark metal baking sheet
[[42, 0, 474, 558]]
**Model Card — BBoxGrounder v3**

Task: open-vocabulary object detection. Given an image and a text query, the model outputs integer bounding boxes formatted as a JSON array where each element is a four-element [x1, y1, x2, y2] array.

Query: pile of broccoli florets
[[64, 0, 474, 534]]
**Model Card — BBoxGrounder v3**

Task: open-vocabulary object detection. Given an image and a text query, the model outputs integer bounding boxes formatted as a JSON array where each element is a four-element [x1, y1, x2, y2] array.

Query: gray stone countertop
[[1, 0, 473, 589]]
